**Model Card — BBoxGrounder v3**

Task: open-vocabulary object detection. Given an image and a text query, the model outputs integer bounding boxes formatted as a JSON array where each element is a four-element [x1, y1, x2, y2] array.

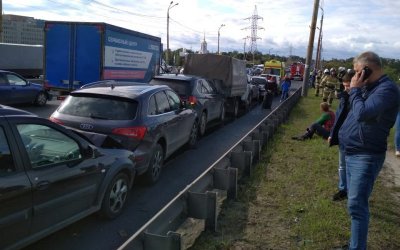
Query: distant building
[[1, 14, 45, 45], [199, 33, 208, 54]]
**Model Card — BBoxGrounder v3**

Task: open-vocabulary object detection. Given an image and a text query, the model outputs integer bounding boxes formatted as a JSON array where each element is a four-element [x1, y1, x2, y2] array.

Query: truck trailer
[[44, 21, 162, 95], [183, 54, 249, 117], [0, 43, 43, 78]]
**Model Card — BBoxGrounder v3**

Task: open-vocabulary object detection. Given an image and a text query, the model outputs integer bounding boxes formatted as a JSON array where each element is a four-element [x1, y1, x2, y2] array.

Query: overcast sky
[[3, 0, 400, 60]]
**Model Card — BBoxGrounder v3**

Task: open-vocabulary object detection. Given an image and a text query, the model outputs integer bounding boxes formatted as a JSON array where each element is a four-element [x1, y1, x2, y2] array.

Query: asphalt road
[[19, 82, 302, 250], [12, 99, 63, 118]]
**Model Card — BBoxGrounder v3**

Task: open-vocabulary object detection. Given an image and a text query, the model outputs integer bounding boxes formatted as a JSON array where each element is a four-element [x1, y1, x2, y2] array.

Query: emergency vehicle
[[289, 62, 305, 81]]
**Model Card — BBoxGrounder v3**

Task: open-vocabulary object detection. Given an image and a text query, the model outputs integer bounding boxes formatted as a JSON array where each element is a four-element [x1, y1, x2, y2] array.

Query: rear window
[[57, 95, 138, 120], [151, 79, 191, 96]]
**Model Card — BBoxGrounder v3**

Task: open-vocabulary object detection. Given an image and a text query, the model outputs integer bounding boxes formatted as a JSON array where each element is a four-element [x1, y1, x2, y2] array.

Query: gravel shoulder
[[383, 151, 400, 188]]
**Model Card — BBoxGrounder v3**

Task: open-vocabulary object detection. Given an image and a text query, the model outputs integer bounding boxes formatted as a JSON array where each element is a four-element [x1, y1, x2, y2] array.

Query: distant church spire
[[199, 31, 208, 54]]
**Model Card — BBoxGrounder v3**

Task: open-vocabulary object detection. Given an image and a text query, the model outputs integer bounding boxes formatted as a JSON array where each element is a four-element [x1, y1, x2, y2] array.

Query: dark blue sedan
[[0, 70, 51, 106]]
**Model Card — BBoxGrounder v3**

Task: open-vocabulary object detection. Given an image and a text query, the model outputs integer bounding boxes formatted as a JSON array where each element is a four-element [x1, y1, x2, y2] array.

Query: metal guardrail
[[118, 88, 303, 250]]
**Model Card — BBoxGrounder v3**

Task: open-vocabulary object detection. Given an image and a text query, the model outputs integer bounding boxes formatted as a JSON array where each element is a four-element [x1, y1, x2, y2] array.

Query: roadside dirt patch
[[381, 152, 400, 201]]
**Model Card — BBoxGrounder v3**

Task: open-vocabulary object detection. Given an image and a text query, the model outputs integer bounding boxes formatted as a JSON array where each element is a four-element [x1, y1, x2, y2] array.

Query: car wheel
[[99, 172, 129, 219], [199, 112, 207, 136], [35, 92, 47, 106], [144, 144, 164, 184], [187, 121, 198, 148]]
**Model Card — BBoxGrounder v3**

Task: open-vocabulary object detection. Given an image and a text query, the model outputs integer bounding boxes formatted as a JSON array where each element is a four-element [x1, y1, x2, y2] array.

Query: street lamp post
[[167, 1, 178, 66], [217, 24, 225, 55]]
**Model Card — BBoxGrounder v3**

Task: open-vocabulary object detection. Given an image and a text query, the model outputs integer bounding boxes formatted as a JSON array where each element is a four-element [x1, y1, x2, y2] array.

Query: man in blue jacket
[[338, 51, 400, 250]]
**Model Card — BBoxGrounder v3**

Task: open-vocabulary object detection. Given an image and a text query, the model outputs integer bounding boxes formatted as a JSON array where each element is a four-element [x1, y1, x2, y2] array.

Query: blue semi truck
[[44, 21, 162, 95]]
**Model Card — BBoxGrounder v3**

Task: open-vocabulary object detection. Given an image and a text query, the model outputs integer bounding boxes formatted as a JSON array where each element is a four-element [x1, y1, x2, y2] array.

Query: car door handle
[[36, 181, 51, 190]]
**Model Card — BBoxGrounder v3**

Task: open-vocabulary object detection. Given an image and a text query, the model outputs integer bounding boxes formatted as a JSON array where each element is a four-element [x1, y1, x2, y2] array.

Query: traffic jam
[[0, 21, 292, 250]]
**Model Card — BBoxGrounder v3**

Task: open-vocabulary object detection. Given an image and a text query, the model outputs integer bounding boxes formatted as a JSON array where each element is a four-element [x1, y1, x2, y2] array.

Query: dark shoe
[[291, 135, 307, 141], [332, 190, 347, 201]]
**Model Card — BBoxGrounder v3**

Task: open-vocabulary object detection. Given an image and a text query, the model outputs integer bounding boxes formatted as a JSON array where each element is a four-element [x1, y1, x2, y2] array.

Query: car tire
[[144, 144, 164, 184], [199, 112, 207, 137], [35, 92, 47, 106], [99, 172, 129, 219], [187, 121, 198, 148]]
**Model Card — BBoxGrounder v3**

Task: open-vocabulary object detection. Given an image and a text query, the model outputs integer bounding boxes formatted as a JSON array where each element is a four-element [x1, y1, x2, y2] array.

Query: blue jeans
[[280, 90, 288, 102], [346, 153, 385, 250], [395, 112, 400, 151], [308, 122, 330, 139], [338, 149, 347, 192]]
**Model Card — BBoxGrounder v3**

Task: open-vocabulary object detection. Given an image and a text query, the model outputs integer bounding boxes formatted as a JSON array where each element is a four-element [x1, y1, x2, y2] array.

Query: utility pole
[[243, 5, 264, 65], [166, 1, 178, 66], [302, 0, 320, 97], [243, 36, 249, 61], [315, 7, 324, 71], [217, 24, 225, 55]]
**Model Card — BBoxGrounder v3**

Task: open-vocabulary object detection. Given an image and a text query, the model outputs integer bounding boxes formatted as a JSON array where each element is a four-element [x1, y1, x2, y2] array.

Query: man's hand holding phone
[[351, 66, 372, 88]]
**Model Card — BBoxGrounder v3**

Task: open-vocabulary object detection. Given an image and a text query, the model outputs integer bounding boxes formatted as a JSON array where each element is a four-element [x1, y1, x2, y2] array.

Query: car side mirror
[[84, 145, 100, 158]]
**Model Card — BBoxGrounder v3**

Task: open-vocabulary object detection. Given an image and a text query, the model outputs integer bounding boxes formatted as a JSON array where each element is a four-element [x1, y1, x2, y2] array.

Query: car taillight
[[49, 116, 64, 125], [112, 126, 147, 140], [188, 96, 197, 105]]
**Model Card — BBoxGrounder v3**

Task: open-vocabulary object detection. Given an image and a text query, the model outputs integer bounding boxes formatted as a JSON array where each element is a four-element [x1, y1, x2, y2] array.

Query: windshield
[[264, 68, 281, 76], [151, 79, 191, 96]]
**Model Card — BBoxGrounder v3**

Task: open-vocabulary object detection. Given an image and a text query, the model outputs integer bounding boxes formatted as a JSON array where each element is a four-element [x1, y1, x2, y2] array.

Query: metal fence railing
[[118, 88, 303, 250]]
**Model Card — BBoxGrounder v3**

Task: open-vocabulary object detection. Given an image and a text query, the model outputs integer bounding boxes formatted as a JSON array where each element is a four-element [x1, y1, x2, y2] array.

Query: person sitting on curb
[[292, 102, 335, 141]]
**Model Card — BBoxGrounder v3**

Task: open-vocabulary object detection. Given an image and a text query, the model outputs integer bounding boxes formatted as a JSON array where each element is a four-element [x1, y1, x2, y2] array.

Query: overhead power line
[[242, 5, 264, 56]]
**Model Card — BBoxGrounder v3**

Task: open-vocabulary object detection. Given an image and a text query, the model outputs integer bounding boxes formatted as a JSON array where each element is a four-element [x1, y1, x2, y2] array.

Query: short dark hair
[[342, 73, 352, 83]]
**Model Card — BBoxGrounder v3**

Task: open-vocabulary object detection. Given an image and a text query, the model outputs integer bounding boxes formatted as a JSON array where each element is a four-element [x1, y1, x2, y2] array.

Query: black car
[[250, 76, 268, 101], [0, 105, 136, 250], [150, 74, 225, 136], [0, 70, 51, 106], [50, 81, 198, 184]]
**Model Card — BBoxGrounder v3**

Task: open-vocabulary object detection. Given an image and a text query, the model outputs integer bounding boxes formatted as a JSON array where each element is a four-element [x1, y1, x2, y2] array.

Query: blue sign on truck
[[44, 21, 162, 94]]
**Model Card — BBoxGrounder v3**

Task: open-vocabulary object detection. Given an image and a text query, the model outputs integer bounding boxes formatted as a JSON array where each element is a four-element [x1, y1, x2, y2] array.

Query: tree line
[[164, 49, 400, 84]]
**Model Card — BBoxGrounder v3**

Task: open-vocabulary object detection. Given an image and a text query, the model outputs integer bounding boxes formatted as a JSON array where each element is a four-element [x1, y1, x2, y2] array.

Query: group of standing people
[[293, 51, 400, 249], [314, 66, 347, 106]]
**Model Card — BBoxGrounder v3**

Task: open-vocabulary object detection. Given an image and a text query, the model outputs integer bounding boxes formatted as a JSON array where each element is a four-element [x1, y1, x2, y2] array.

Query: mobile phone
[[362, 66, 372, 81]]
